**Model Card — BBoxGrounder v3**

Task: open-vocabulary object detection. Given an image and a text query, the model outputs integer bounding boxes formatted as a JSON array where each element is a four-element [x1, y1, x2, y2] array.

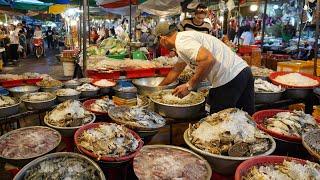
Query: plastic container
[[156, 67, 172, 76], [107, 53, 126, 60], [0, 80, 24, 88], [277, 60, 314, 75], [269, 71, 320, 88], [132, 51, 147, 60], [62, 62, 75, 77], [125, 68, 156, 79]]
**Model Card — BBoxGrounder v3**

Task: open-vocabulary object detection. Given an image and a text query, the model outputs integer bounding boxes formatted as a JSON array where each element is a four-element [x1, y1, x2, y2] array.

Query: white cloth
[[240, 31, 255, 45], [33, 30, 43, 39], [9, 29, 19, 44], [175, 31, 248, 88]]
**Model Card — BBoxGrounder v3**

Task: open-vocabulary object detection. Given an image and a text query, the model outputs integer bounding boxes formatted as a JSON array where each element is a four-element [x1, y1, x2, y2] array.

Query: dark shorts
[[208, 67, 255, 115]]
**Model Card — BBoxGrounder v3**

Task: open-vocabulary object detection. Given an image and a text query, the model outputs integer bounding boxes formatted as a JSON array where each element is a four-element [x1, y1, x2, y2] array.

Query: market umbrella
[[98, 0, 146, 8], [11, 0, 53, 11], [138, 0, 184, 16]]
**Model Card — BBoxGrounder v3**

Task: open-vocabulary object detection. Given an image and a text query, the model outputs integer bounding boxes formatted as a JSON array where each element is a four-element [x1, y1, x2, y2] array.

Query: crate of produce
[[86, 70, 121, 80], [156, 67, 172, 76], [277, 60, 314, 75], [125, 68, 156, 79]]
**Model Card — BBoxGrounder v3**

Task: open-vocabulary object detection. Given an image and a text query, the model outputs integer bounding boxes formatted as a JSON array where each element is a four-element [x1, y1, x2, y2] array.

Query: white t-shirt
[[34, 30, 43, 39], [9, 29, 19, 44], [240, 31, 255, 45], [175, 31, 248, 88]]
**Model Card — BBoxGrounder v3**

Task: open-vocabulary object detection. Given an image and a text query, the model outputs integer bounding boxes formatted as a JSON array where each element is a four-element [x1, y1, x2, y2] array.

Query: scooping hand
[[172, 84, 190, 98]]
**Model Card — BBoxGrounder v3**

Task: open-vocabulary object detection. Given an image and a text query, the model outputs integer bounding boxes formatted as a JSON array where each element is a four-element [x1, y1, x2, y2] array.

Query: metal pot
[[21, 93, 56, 110], [286, 88, 313, 99], [13, 152, 106, 180], [8, 86, 40, 98], [132, 77, 179, 96], [44, 114, 96, 137], [255, 89, 285, 104], [39, 85, 63, 93], [80, 90, 99, 98], [183, 130, 276, 175], [64, 81, 82, 89], [0, 101, 20, 118], [56, 94, 80, 103], [150, 91, 206, 120], [0, 126, 61, 167]]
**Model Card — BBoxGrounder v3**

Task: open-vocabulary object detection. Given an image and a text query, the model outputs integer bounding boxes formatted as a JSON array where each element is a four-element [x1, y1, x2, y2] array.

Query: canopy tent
[[98, 0, 146, 8], [11, 0, 53, 11], [138, 0, 184, 16]]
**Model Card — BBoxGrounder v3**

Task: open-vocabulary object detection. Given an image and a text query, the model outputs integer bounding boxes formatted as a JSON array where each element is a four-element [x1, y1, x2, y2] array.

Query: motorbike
[[33, 38, 44, 58]]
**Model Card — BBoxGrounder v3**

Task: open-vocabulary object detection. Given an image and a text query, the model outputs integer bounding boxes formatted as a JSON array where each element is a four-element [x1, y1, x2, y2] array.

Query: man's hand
[[172, 83, 190, 98]]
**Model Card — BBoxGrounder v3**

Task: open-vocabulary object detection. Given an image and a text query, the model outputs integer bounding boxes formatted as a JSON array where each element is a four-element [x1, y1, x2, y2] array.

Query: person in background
[[8, 24, 20, 63], [240, 25, 255, 45], [97, 27, 106, 43], [52, 27, 58, 49], [19, 29, 27, 58], [33, 25, 43, 39], [90, 27, 99, 44], [178, 3, 212, 34], [156, 22, 254, 115], [46, 26, 54, 49], [227, 19, 237, 42]]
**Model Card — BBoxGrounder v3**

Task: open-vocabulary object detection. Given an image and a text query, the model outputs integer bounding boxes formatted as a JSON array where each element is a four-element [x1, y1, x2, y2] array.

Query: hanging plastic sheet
[[138, 0, 183, 16]]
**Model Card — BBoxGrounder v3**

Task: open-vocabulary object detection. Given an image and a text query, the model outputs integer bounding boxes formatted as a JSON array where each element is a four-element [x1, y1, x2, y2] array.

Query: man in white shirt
[[240, 26, 255, 45], [157, 22, 254, 115]]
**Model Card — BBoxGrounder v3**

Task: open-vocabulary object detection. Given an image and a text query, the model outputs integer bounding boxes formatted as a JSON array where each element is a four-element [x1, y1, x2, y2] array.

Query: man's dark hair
[[196, 3, 207, 10]]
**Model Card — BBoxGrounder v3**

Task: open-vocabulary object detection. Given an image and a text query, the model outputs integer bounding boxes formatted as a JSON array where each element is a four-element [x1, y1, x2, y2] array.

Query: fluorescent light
[[250, 4, 258, 12], [219, 16, 224, 22], [273, 5, 279, 9], [160, 17, 165, 22]]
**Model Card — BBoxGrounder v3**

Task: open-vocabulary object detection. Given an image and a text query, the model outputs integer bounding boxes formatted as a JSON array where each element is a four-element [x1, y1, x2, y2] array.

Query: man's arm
[[159, 60, 187, 86], [173, 47, 215, 97]]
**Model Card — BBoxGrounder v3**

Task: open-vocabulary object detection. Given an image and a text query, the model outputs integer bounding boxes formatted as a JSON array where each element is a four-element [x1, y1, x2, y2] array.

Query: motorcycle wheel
[[35, 46, 43, 59]]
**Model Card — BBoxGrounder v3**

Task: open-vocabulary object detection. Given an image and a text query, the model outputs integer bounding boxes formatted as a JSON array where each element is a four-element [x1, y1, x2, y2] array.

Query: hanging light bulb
[[250, 4, 258, 12]]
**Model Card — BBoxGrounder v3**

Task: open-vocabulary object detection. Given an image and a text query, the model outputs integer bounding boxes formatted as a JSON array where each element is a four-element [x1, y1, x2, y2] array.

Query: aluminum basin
[[132, 77, 179, 96]]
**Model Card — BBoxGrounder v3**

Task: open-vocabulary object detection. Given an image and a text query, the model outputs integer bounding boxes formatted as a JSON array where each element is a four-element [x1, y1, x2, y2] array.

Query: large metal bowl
[[0, 126, 61, 167], [0, 100, 20, 118], [132, 77, 179, 96], [80, 89, 99, 98], [8, 86, 40, 98], [64, 81, 82, 89], [21, 93, 56, 110], [285, 88, 313, 99], [37, 85, 62, 93], [56, 93, 80, 103], [150, 90, 206, 120], [255, 89, 285, 104], [133, 145, 212, 180], [13, 152, 106, 180], [44, 113, 96, 137], [183, 129, 276, 175]]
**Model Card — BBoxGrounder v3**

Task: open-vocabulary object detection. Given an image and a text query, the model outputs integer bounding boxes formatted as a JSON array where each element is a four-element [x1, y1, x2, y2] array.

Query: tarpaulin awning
[[49, 4, 74, 14], [0, 0, 10, 5], [98, 0, 147, 8], [138, 0, 183, 16], [12, 0, 53, 11], [103, 5, 137, 16]]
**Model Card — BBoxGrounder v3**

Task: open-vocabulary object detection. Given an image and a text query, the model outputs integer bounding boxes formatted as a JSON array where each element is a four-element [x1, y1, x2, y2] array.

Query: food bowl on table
[[78, 78, 93, 84], [36, 79, 63, 93], [92, 79, 116, 94], [76, 83, 100, 98], [13, 152, 106, 180], [302, 129, 320, 160], [83, 98, 115, 116], [74, 123, 143, 163], [132, 77, 179, 96], [0, 126, 61, 167], [0, 96, 20, 118], [184, 108, 276, 175], [55, 88, 81, 103], [251, 66, 273, 81], [64, 79, 82, 89], [150, 89, 206, 120], [21, 92, 56, 110], [252, 109, 320, 143], [254, 78, 285, 104], [133, 145, 212, 180], [235, 156, 319, 180], [314, 88, 320, 102], [7, 85, 40, 98], [269, 72, 320, 99], [44, 100, 96, 137], [108, 106, 166, 139]]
